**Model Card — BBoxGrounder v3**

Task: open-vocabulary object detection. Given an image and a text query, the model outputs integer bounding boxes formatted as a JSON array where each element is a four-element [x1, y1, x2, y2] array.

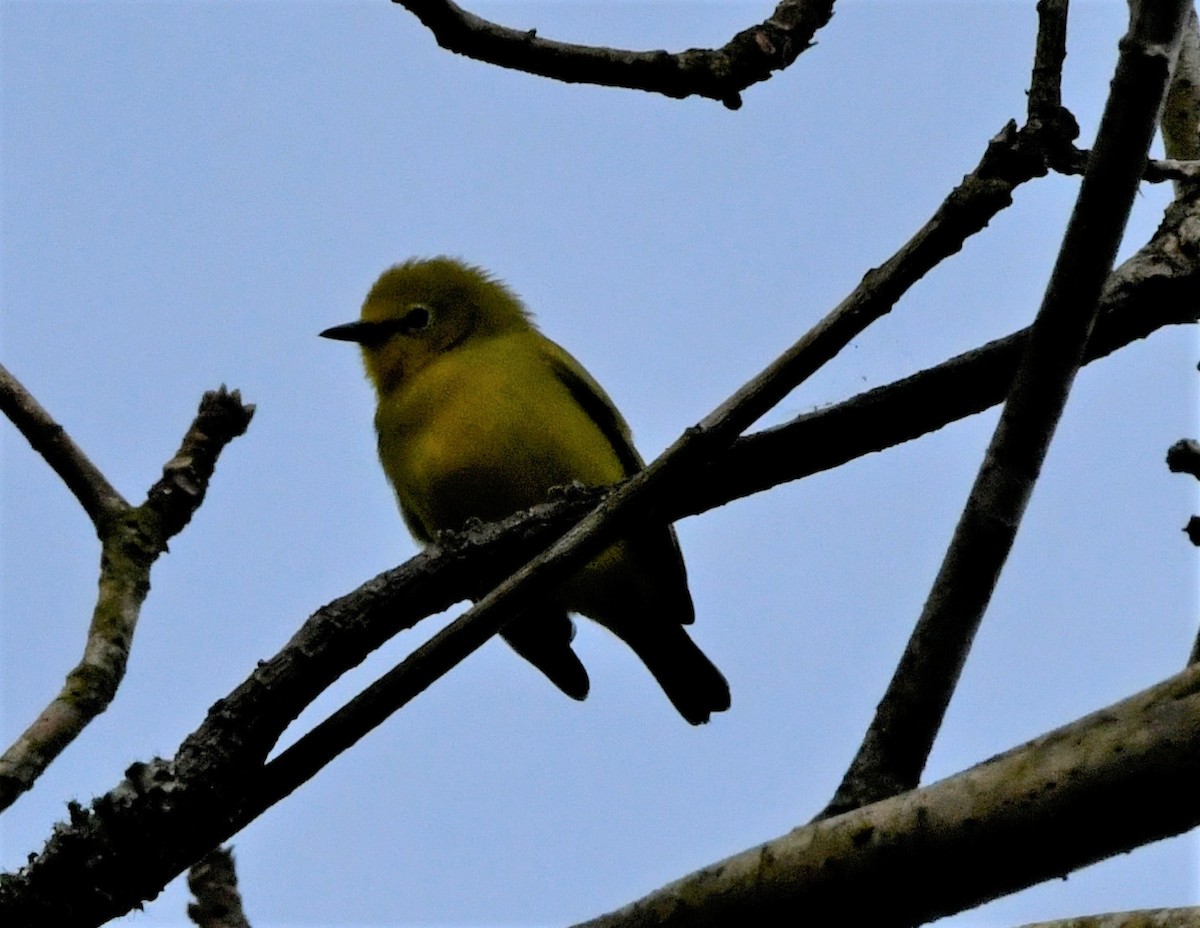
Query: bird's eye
[[401, 305, 432, 332]]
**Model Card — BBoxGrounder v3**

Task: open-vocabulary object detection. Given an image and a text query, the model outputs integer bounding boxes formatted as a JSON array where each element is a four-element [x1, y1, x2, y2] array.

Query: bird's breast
[[374, 337, 624, 535]]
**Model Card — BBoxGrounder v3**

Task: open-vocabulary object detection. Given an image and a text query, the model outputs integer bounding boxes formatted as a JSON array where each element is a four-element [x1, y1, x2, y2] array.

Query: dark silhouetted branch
[[826, 0, 1194, 817], [394, 0, 835, 109]]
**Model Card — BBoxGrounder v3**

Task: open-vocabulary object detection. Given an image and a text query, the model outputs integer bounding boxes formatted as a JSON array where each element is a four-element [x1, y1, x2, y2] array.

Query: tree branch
[[1, 171, 1193, 925], [0, 364, 127, 526], [394, 0, 835, 109], [827, 0, 1194, 816], [691, 184, 1200, 516], [0, 386, 254, 812]]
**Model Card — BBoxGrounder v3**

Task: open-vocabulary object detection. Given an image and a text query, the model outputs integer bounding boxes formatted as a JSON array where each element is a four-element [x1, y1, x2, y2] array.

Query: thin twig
[[696, 185, 1200, 516], [826, 0, 1193, 817], [0, 364, 128, 526], [394, 0, 836, 109], [1026, 0, 1081, 165], [1028, 0, 1069, 119], [1144, 157, 1200, 181], [0, 387, 254, 812]]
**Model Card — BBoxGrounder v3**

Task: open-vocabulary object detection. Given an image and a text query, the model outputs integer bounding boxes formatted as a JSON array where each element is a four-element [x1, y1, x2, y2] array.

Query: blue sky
[[1, 1, 1197, 925]]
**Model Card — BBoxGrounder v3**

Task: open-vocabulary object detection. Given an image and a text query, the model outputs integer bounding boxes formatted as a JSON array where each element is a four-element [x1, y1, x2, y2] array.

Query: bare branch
[[827, 0, 1194, 817], [0, 363, 127, 526], [572, 664, 1200, 928], [0, 387, 254, 812], [187, 847, 251, 928], [394, 0, 836, 109], [1025, 0, 1083, 171], [691, 184, 1200, 515], [1027, 0, 1069, 123]]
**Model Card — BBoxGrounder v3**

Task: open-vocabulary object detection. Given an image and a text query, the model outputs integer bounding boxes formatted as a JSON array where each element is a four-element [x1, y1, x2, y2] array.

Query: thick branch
[[394, 0, 835, 109], [826, 0, 1193, 817], [573, 663, 1200, 928], [0, 387, 254, 812]]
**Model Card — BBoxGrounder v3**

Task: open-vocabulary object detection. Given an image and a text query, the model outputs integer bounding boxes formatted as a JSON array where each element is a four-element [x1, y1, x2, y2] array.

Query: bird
[[321, 257, 729, 724]]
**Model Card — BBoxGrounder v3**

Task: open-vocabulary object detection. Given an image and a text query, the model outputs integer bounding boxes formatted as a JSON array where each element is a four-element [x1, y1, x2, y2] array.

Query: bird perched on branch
[[321, 257, 729, 724]]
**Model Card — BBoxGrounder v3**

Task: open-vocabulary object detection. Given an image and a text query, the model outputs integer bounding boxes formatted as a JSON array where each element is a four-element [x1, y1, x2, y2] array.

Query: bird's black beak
[[319, 320, 373, 343]]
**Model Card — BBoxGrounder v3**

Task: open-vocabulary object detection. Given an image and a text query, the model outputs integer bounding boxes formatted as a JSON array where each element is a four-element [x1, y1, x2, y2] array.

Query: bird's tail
[[624, 624, 730, 725], [502, 609, 590, 701]]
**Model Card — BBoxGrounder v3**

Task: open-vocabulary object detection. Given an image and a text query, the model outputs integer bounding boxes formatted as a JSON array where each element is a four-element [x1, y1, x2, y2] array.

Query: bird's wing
[[542, 337, 695, 626], [398, 502, 434, 545], [501, 609, 590, 700], [540, 339, 644, 478]]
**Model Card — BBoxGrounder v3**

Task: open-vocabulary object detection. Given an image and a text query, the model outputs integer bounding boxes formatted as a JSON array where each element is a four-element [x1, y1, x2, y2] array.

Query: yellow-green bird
[[321, 257, 729, 724]]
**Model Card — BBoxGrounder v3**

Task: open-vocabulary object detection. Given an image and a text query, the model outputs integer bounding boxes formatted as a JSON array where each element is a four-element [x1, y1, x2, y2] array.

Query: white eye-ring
[[401, 304, 432, 332]]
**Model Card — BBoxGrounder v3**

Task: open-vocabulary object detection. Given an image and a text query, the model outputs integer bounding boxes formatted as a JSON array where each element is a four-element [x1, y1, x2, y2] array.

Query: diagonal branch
[[0, 385, 254, 812], [394, 0, 836, 109], [166, 182, 1200, 808], [826, 0, 1194, 817], [692, 184, 1200, 516], [0, 365, 127, 526]]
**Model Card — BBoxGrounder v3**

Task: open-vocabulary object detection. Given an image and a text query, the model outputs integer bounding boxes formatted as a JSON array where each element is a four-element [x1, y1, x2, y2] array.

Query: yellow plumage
[[322, 257, 729, 724]]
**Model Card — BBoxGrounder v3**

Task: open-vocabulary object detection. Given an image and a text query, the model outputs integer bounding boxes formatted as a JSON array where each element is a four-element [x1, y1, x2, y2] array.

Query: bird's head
[[321, 257, 533, 395]]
